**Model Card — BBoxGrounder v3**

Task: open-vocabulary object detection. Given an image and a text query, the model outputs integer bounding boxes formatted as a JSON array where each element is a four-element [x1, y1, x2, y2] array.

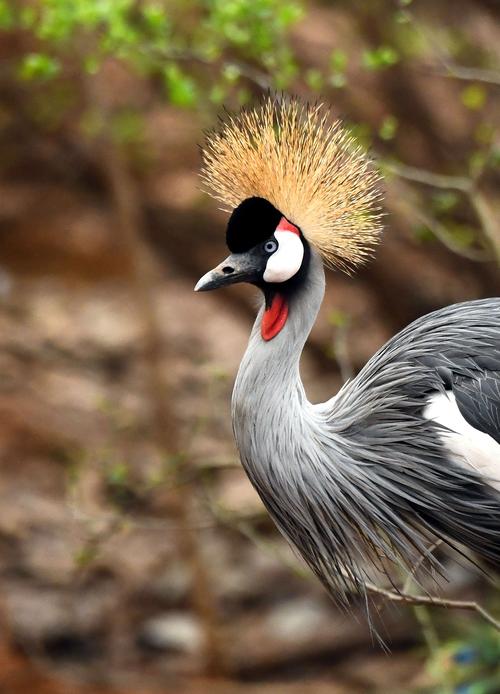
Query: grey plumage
[[232, 250, 500, 603]]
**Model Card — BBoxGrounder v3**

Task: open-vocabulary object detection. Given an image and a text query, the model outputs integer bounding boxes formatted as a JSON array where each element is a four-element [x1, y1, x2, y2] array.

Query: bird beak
[[194, 252, 261, 292]]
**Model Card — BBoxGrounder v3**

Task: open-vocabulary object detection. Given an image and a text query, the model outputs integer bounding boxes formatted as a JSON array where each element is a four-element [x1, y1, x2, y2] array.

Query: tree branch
[[413, 208, 491, 263], [383, 161, 472, 193], [363, 581, 500, 631], [383, 160, 500, 263], [428, 62, 500, 87]]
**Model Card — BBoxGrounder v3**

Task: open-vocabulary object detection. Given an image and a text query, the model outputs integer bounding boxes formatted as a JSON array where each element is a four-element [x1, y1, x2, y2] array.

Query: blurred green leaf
[[345, 121, 372, 150], [163, 63, 198, 108], [328, 49, 347, 88], [393, 10, 410, 24], [74, 543, 99, 568], [378, 115, 398, 141], [209, 83, 227, 104], [329, 49, 347, 73], [107, 461, 129, 485], [222, 62, 241, 83], [489, 146, 500, 170], [79, 107, 106, 139], [474, 122, 496, 145], [461, 84, 487, 111], [19, 6, 36, 29], [413, 224, 435, 243], [19, 53, 61, 80], [84, 54, 100, 75], [237, 86, 251, 104], [112, 110, 144, 145], [142, 2, 169, 34], [431, 191, 459, 214], [277, 2, 304, 25], [468, 149, 488, 177], [362, 45, 399, 70], [0, 0, 14, 29], [446, 222, 476, 247], [329, 73, 346, 89], [305, 68, 324, 91], [328, 309, 349, 328]]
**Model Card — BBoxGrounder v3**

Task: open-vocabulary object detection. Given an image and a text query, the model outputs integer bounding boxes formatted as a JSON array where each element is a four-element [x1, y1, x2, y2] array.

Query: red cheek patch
[[276, 216, 300, 236], [261, 293, 289, 341]]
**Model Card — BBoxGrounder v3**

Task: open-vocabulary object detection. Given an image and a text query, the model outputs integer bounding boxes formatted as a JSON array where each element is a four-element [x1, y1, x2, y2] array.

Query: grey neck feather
[[233, 250, 325, 426], [232, 251, 342, 577], [232, 251, 325, 498]]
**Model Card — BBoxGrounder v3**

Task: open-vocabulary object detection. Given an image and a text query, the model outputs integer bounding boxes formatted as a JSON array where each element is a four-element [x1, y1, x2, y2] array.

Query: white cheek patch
[[263, 230, 304, 283]]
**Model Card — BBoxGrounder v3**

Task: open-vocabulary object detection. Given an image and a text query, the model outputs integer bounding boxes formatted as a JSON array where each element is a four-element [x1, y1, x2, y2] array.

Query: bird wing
[[452, 371, 500, 444], [417, 350, 500, 445], [415, 346, 500, 491], [318, 299, 500, 584]]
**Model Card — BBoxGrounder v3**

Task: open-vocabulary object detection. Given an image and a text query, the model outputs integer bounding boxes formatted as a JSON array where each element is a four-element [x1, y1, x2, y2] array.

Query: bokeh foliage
[[3, 0, 499, 260], [2, 0, 303, 105]]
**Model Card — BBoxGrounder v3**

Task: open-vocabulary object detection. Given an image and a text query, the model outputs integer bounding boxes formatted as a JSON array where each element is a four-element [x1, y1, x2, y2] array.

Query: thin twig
[[364, 581, 500, 631], [413, 208, 491, 263], [425, 62, 500, 87], [469, 190, 500, 262], [384, 161, 500, 263], [383, 160, 472, 193], [398, 6, 500, 87]]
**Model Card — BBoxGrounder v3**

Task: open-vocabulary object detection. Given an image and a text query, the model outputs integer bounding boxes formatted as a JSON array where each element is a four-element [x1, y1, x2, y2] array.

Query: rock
[[138, 612, 203, 654], [264, 597, 330, 644]]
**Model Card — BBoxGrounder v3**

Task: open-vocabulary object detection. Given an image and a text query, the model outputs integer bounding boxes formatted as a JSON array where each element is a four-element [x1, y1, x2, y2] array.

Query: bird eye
[[264, 240, 278, 254]]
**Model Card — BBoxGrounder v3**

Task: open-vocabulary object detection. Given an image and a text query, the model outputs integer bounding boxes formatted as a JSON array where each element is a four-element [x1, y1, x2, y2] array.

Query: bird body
[[196, 96, 500, 605], [232, 250, 500, 597]]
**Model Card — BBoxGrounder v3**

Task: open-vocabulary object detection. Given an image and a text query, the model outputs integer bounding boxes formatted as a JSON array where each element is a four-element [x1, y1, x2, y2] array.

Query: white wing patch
[[423, 391, 500, 491], [263, 230, 304, 284]]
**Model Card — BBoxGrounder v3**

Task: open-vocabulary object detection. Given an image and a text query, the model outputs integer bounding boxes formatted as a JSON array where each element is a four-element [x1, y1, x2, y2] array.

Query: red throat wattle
[[261, 294, 288, 341]]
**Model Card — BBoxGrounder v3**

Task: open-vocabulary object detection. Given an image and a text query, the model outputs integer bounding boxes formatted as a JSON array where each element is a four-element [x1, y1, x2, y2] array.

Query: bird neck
[[232, 250, 325, 446]]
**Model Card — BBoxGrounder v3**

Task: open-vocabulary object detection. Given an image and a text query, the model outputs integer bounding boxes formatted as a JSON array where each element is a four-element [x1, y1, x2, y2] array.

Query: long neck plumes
[[232, 252, 345, 582], [232, 250, 325, 465]]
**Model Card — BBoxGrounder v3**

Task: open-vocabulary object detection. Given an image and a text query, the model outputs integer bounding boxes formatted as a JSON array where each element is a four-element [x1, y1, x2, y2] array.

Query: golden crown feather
[[200, 95, 384, 272]]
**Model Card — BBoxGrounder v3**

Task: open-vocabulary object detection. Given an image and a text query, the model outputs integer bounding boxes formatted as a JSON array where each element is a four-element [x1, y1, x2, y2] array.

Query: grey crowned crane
[[195, 97, 500, 606]]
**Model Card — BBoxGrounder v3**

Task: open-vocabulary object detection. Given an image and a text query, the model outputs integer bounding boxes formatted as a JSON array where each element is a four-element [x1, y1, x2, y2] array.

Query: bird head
[[195, 96, 383, 340]]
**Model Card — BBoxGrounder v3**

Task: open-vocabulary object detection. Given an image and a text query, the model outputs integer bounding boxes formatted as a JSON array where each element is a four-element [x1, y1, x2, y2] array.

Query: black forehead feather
[[226, 197, 282, 253]]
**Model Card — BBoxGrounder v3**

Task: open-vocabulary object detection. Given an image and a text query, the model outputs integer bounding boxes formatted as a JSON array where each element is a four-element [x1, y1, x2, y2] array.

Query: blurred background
[[0, 0, 499, 692]]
